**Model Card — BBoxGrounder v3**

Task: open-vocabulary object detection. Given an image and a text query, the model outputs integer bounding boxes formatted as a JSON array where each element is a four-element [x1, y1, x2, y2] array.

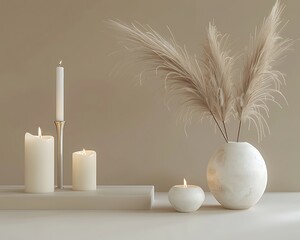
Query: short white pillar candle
[[72, 149, 97, 191], [25, 127, 54, 193], [168, 178, 205, 213]]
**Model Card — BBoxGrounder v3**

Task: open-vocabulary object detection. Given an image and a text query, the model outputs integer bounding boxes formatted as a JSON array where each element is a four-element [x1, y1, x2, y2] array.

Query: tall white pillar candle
[[72, 149, 97, 191], [56, 60, 64, 121], [25, 128, 54, 193]]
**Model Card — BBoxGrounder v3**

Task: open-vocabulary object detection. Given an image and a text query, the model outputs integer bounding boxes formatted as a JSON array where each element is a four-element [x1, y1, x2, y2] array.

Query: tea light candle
[[25, 127, 55, 193], [168, 178, 205, 213], [72, 149, 97, 191]]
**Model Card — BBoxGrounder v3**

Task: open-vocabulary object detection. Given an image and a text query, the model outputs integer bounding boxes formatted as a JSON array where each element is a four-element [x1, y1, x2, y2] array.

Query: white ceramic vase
[[207, 142, 267, 210]]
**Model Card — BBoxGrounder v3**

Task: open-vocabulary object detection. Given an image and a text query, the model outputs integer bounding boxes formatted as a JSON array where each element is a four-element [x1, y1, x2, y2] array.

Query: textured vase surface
[[207, 142, 267, 210]]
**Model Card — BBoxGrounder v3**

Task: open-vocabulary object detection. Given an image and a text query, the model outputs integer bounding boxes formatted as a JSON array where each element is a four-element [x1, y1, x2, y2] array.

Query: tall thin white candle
[[56, 60, 64, 121]]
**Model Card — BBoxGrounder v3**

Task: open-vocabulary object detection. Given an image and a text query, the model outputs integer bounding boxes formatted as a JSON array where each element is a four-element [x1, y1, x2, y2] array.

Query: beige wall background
[[0, 0, 299, 191]]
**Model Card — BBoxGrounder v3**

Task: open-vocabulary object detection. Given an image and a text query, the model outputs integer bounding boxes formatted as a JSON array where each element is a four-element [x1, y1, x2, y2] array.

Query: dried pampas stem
[[236, 0, 292, 141], [223, 121, 229, 140], [110, 20, 230, 142], [236, 120, 242, 142], [202, 22, 234, 141], [210, 110, 228, 143]]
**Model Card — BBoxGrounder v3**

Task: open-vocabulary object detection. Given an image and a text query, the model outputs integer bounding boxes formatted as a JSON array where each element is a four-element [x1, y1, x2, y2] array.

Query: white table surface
[[0, 192, 299, 240]]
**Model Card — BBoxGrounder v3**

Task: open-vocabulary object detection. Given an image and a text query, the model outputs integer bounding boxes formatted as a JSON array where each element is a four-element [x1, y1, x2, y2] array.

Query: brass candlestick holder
[[54, 121, 65, 189]]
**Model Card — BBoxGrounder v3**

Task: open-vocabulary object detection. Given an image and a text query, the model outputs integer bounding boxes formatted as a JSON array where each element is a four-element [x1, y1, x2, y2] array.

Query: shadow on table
[[149, 204, 237, 214]]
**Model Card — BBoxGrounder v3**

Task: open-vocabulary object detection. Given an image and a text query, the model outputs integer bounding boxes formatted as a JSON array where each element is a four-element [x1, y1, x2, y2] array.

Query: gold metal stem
[[54, 121, 65, 189]]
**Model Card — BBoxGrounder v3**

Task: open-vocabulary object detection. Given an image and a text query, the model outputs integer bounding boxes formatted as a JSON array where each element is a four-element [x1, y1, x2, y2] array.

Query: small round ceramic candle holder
[[168, 179, 205, 213]]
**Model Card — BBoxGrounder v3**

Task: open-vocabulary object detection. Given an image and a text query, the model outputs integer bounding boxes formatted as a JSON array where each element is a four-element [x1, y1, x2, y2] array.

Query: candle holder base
[[0, 185, 154, 210]]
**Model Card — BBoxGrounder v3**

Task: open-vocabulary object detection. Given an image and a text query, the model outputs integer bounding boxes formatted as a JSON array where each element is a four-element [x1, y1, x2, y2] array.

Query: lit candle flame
[[38, 127, 42, 137], [59, 60, 62, 66], [183, 178, 187, 188], [82, 148, 86, 155]]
